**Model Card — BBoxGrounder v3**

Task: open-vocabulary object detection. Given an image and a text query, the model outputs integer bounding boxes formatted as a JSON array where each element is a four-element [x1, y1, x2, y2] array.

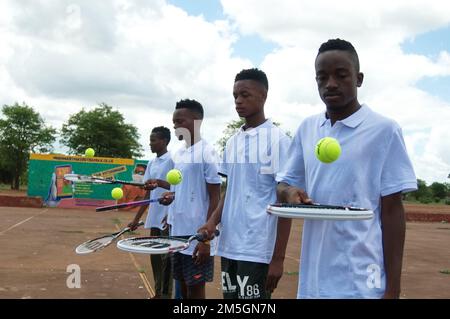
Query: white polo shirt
[[217, 120, 291, 264], [168, 139, 222, 256], [276, 104, 417, 298], [143, 152, 174, 230]]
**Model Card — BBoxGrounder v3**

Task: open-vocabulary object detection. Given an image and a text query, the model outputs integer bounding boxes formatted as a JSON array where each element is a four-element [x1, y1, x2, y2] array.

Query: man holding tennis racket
[[160, 99, 221, 299], [274, 39, 417, 298], [198, 68, 291, 299], [128, 126, 174, 299]]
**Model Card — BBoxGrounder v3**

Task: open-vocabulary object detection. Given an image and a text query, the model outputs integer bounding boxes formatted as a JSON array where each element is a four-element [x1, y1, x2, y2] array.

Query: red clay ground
[[404, 202, 450, 222], [0, 203, 449, 299]]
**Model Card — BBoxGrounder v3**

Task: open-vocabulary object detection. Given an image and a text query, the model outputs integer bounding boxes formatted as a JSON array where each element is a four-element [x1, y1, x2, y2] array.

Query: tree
[[216, 119, 245, 154], [413, 179, 432, 201], [430, 182, 448, 200], [0, 103, 56, 189], [60, 103, 143, 158]]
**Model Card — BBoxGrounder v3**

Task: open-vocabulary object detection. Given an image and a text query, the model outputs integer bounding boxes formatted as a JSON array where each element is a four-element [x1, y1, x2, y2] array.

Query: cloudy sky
[[0, 0, 449, 184]]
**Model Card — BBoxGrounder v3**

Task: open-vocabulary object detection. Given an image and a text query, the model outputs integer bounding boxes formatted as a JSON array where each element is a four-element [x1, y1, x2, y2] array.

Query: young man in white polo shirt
[[160, 99, 221, 299], [198, 68, 291, 299], [128, 126, 174, 299], [274, 39, 417, 298]]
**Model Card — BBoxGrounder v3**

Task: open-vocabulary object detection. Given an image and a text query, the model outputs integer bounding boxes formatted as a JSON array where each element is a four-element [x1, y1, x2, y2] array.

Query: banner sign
[[28, 153, 148, 209]]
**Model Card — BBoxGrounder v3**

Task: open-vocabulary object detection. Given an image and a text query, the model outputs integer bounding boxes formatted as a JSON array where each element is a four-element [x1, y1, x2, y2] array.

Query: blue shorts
[[171, 252, 214, 286]]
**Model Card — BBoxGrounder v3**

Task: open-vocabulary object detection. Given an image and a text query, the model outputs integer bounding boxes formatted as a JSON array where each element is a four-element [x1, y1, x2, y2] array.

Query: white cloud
[[221, 0, 450, 183], [0, 0, 449, 183], [221, 0, 450, 48], [0, 0, 248, 161]]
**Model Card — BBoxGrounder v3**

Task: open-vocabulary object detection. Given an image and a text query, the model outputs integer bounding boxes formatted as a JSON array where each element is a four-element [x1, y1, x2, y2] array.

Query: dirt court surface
[[0, 205, 449, 299]]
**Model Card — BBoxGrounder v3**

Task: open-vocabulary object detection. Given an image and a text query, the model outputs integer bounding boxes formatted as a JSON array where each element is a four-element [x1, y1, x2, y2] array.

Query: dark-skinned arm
[[266, 182, 312, 292], [127, 190, 150, 230], [381, 191, 406, 299], [193, 182, 221, 265], [197, 192, 225, 239], [145, 179, 171, 190]]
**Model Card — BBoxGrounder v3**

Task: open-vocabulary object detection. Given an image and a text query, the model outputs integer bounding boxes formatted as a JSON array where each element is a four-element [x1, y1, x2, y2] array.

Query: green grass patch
[[0, 183, 28, 191], [439, 269, 450, 275]]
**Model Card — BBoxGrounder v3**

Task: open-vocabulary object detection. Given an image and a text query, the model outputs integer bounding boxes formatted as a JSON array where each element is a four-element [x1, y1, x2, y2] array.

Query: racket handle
[[96, 198, 160, 212], [196, 229, 220, 242], [121, 221, 144, 234]]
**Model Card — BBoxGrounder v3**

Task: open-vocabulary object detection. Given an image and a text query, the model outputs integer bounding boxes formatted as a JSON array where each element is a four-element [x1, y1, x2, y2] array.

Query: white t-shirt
[[168, 139, 222, 256], [217, 120, 291, 264], [143, 152, 174, 230], [276, 104, 417, 298]]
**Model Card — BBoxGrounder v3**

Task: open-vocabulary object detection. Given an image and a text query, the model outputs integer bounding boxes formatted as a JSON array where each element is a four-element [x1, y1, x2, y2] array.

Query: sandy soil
[[0, 206, 448, 299]]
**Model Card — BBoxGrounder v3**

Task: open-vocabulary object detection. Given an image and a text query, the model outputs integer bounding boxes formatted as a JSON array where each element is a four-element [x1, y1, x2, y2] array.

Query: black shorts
[[171, 252, 214, 286], [221, 257, 270, 299]]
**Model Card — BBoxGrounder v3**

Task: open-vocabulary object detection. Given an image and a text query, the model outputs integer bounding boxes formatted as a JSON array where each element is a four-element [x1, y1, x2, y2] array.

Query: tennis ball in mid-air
[[85, 148, 95, 157], [315, 137, 341, 163], [111, 187, 123, 200], [166, 169, 183, 185]]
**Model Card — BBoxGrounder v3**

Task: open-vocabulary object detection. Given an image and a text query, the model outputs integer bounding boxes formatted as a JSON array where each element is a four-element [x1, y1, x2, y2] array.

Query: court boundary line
[[285, 253, 299, 263], [0, 208, 49, 236]]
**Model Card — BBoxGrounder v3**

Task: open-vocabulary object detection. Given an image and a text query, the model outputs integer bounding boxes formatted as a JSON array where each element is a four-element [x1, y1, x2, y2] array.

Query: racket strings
[[84, 241, 104, 250], [124, 237, 188, 251], [82, 236, 114, 249]]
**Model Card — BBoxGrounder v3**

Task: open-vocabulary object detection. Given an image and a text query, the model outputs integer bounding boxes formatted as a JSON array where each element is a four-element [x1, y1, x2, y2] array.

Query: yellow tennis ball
[[315, 137, 341, 163], [85, 148, 95, 157], [111, 187, 123, 200], [166, 169, 182, 185]]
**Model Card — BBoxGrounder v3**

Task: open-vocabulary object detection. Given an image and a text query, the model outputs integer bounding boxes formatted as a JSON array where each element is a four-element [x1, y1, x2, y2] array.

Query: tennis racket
[[267, 203, 374, 220], [117, 230, 220, 255], [95, 197, 169, 212], [75, 221, 144, 254], [64, 173, 144, 187]]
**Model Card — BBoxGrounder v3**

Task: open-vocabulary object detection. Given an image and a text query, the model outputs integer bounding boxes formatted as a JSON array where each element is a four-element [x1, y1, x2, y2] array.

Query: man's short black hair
[[317, 39, 360, 72], [235, 68, 269, 91], [151, 126, 171, 144], [175, 99, 204, 119]]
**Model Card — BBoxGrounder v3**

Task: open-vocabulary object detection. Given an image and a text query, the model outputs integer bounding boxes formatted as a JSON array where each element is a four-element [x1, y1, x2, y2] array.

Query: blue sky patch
[[231, 34, 278, 67], [402, 25, 450, 103], [416, 76, 450, 103], [402, 24, 450, 58], [168, 0, 277, 66], [167, 0, 223, 22]]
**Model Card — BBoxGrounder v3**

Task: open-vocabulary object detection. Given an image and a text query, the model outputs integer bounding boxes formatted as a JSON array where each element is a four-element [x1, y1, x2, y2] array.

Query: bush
[[419, 197, 433, 204], [434, 197, 441, 203], [445, 199, 450, 205]]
